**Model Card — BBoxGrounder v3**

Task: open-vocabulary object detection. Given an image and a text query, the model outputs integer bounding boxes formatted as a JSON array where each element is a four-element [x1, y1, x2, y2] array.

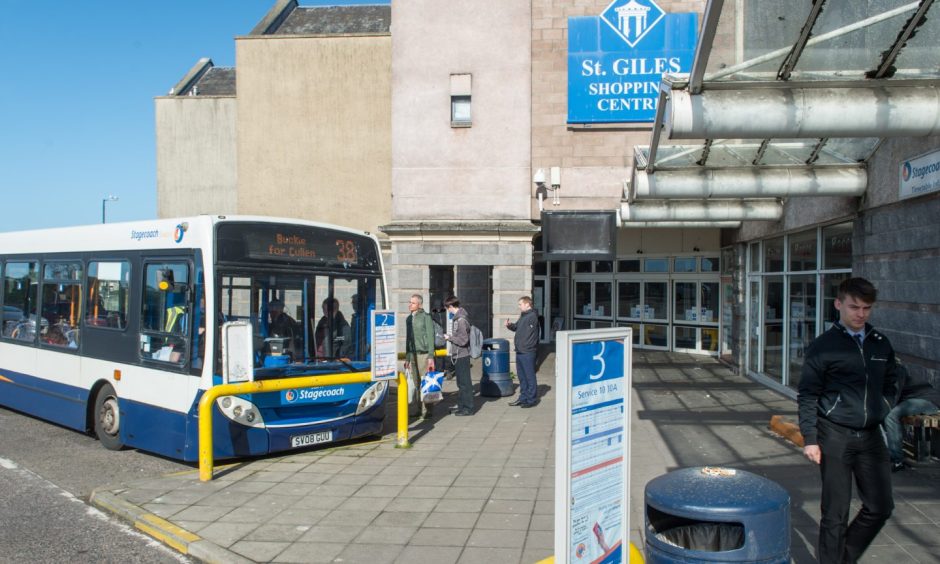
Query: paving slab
[[89, 350, 940, 563]]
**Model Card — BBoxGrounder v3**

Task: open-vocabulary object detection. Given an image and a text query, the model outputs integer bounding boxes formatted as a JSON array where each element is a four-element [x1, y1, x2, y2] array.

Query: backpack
[[469, 324, 483, 359], [433, 319, 446, 349]]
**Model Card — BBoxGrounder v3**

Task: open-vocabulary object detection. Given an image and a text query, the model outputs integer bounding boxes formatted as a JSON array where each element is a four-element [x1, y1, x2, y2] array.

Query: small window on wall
[[40, 262, 82, 349], [450, 73, 471, 127], [2, 261, 39, 342], [140, 262, 191, 364], [702, 257, 720, 273], [87, 261, 131, 330], [618, 259, 640, 272]]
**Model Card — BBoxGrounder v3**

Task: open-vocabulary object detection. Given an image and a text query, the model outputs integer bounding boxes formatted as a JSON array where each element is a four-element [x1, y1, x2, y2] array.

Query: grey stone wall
[[855, 193, 940, 387]]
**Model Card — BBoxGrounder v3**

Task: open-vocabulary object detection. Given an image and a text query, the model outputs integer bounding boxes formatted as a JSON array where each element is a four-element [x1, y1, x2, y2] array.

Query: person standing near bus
[[506, 295, 539, 408], [798, 277, 899, 563], [405, 294, 437, 420], [442, 296, 473, 416]]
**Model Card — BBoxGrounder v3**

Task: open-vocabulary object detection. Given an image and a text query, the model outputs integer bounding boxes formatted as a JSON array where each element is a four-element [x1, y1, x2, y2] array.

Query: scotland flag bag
[[420, 371, 445, 404]]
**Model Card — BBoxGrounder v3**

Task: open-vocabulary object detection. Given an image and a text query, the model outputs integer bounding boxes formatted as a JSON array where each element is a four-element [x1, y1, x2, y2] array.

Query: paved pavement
[[91, 350, 940, 563]]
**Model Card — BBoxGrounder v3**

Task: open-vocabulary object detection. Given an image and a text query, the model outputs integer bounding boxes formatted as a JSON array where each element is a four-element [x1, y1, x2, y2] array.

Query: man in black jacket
[[798, 277, 899, 564], [506, 296, 540, 407]]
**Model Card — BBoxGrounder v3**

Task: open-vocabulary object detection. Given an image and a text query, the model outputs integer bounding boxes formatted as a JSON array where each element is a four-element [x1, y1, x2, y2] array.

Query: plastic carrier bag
[[420, 371, 445, 404]]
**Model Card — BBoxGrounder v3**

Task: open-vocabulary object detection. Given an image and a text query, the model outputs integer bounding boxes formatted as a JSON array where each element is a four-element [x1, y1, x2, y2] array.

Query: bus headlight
[[355, 381, 388, 415], [216, 395, 266, 428]]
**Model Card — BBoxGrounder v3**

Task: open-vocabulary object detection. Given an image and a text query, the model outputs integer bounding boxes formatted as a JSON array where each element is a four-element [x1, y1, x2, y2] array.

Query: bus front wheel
[[94, 384, 125, 451]]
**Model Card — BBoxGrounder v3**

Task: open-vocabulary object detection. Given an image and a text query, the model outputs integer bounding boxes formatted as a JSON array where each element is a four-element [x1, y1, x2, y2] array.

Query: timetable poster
[[569, 339, 625, 564], [371, 311, 397, 381]]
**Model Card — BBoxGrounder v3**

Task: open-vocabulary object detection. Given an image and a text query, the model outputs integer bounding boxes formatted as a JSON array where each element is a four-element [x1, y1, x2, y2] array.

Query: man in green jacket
[[406, 294, 437, 419]]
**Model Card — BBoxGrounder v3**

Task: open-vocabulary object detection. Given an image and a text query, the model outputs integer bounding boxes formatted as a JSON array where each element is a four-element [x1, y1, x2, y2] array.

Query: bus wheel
[[94, 384, 125, 451]]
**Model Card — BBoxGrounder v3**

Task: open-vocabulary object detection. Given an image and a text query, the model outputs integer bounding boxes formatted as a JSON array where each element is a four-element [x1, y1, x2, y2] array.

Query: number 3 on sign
[[588, 342, 606, 380]]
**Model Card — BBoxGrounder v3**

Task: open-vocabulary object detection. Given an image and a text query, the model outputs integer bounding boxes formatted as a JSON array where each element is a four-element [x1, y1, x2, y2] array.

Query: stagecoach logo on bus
[[567, 0, 697, 124], [129, 223, 187, 244], [283, 387, 346, 404]]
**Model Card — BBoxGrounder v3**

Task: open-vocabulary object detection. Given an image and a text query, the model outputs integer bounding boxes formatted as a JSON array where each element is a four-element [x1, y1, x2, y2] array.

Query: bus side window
[[40, 262, 82, 349], [86, 261, 131, 330], [140, 262, 191, 364], [2, 261, 39, 343]]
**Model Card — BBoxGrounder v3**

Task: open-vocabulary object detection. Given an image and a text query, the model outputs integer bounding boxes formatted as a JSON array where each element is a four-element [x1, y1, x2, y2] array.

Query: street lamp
[[102, 195, 119, 224]]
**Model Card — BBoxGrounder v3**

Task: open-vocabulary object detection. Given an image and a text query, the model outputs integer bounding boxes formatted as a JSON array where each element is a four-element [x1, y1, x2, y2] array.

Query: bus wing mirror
[[222, 321, 255, 384]]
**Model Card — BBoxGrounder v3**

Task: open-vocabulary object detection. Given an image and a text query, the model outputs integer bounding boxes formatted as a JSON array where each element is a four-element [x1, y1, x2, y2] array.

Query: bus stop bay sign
[[371, 310, 397, 381], [555, 328, 632, 564]]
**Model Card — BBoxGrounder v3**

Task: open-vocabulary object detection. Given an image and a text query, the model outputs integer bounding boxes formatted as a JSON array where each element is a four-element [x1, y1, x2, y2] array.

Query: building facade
[[155, 0, 940, 391]]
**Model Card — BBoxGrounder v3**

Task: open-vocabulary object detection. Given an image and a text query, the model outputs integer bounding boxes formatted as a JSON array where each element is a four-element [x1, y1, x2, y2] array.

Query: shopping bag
[[420, 371, 445, 404], [405, 365, 417, 404]]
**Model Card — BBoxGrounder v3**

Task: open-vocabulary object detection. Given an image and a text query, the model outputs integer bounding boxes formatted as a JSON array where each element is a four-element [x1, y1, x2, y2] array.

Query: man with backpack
[[442, 296, 474, 416], [506, 295, 540, 407]]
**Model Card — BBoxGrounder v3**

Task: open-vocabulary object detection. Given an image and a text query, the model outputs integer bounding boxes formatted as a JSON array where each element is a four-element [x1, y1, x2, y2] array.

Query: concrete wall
[[155, 97, 238, 218], [531, 0, 707, 217], [391, 1, 531, 221], [235, 35, 391, 235]]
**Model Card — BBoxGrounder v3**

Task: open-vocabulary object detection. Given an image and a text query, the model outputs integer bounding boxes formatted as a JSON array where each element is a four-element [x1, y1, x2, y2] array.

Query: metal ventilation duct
[[621, 199, 783, 222], [632, 167, 866, 200], [666, 86, 940, 139]]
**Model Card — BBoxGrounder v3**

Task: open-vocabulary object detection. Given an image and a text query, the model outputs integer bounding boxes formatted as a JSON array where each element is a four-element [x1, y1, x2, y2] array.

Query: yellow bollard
[[395, 370, 411, 448]]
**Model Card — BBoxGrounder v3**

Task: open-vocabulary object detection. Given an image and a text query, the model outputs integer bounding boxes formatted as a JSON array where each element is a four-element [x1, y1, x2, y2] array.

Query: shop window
[[674, 257, 697, 273], [702, 257, 720, 273], [595, 261, 614, 273], [764, 237, 785, 272], [701, 283, 719, 323], [575, 261, 592, 273], [749, 243, 761, 273], [618, 259, 640, 273], [618, 282, 640, 318], [763, 276, 785, 382], [823, 223, 853, 269], [644, 258, 668, 272], [789, 229, 818, 271]]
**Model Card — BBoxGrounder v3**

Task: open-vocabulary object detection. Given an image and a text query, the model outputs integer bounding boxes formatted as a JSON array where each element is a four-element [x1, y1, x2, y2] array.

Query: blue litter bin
[[480, 338, 513, 397], [645, 467, 790, 563]]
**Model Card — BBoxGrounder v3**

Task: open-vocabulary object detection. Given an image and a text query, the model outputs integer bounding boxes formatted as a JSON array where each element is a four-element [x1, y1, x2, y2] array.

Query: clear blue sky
[[0, 0, 385, 233]]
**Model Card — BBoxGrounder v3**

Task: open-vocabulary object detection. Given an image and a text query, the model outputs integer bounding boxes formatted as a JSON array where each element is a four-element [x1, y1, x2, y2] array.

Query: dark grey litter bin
[[480, 338, 513, 397], [645, 467, 790, 563]]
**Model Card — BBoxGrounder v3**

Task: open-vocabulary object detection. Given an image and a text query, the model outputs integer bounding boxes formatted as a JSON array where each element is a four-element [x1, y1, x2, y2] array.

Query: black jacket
[[507, 308, 539, 354], [797, 322, 899, 446]]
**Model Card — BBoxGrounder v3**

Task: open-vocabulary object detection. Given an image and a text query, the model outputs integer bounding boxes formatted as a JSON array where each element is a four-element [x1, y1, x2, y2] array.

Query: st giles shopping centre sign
[[568, 0, 697, 124]]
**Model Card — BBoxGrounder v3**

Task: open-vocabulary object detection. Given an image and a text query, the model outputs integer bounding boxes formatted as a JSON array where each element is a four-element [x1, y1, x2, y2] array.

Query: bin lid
[[482, 338, 509, 349], [645, 467, 789, 518]]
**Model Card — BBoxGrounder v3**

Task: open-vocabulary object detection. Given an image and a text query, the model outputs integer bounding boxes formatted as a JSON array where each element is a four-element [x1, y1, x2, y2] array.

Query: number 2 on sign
[[588, 342, 606, 380]]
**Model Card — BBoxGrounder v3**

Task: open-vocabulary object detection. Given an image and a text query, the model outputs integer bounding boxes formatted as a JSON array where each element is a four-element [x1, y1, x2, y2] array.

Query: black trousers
[[816, 418, 894, 564], [454, 356, 473, 412]]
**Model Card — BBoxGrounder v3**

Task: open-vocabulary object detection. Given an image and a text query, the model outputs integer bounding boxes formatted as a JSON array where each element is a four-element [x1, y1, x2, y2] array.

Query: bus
[[0, 216, 390, 461]]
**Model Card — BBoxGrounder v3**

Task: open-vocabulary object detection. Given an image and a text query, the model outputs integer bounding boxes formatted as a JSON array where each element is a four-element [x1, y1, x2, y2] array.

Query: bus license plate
[[291, 431, 333, 448]]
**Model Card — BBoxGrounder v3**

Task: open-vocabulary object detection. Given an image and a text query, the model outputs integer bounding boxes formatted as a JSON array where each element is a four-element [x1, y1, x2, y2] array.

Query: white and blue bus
[[0, 216, 389, 461]]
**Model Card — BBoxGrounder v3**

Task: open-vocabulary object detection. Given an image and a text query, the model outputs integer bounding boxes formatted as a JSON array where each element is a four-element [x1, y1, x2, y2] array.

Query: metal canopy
[[625, 0, 940, 227]]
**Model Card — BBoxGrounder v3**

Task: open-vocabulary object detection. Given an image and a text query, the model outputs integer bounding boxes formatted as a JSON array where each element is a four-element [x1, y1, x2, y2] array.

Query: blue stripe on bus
[[0, 368, 89, 431], [1, 366, 386, 462]]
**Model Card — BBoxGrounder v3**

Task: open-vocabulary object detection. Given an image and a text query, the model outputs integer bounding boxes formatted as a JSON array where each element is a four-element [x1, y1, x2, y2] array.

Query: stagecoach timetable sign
[[555, 328, 632, 564], [371, 310, 397, 381]]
